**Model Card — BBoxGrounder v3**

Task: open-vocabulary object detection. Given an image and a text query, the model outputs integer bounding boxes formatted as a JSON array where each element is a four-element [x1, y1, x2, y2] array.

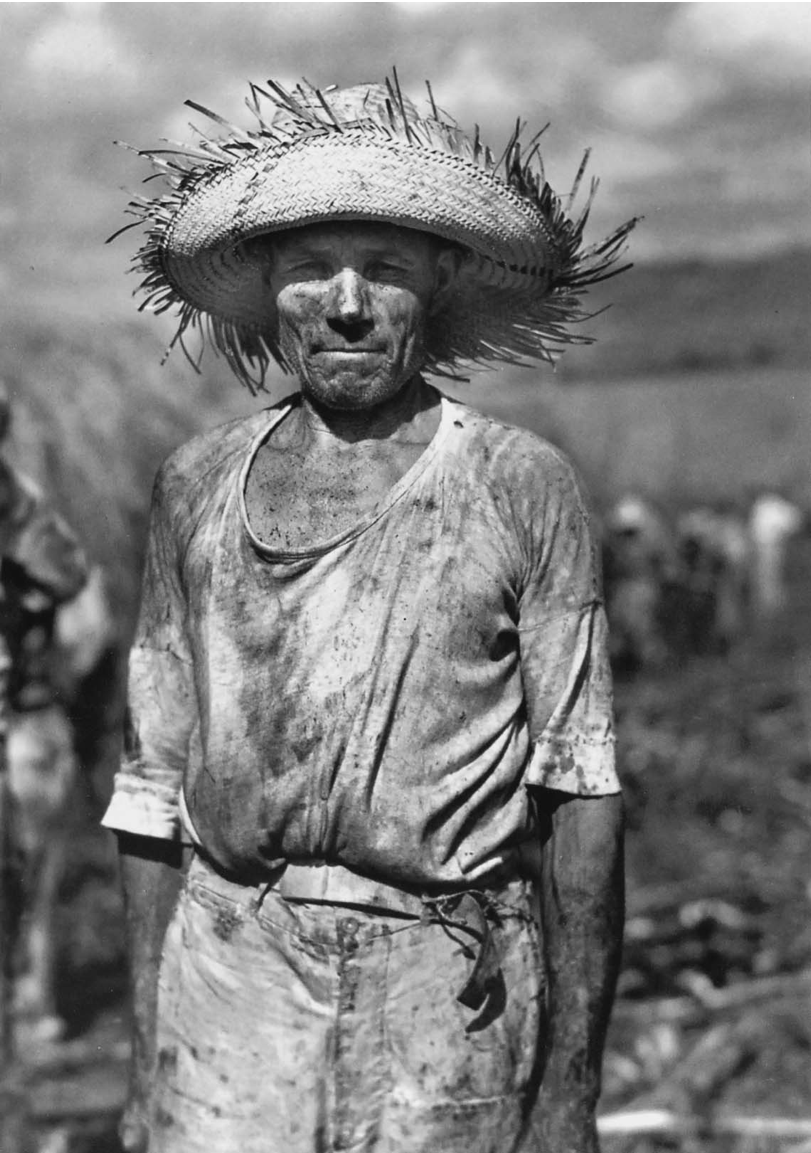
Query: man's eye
[[367, 261, 407, 281], [285, 260, 330, 279]]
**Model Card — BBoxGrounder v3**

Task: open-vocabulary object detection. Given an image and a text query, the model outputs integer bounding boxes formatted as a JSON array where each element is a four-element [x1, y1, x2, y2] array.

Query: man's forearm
[[536, 790, 625, 1106], [117, 833, 191, 1092]]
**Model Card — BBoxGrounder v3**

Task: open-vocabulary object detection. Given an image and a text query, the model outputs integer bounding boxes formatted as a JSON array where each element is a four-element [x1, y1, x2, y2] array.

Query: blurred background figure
[[0, 382, 115, 1045], [600, 487, 808, 674], [747, 489, 805, 619], [672, 503, 751, 656], [601, 493, 677, 674]]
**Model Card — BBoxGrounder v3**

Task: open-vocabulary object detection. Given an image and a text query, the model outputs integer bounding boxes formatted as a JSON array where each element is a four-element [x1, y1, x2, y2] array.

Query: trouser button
[[340, 916, 360, 952]]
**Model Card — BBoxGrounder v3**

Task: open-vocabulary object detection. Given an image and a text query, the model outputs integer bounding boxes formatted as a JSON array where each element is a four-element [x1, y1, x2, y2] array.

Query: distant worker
[[747, 490, 804, 617], [674, 505, 750, 654], [602, 494, 675, 671]]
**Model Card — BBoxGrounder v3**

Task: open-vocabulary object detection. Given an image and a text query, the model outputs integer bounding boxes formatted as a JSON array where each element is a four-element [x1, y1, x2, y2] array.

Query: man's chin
[[302, 365, 412, 411]]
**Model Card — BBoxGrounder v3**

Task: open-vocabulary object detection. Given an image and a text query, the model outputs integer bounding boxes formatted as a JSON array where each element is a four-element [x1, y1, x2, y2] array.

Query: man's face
[[266, 221, 457, 411]]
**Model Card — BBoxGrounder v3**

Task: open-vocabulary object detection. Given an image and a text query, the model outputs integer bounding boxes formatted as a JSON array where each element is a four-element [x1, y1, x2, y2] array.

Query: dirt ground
[[600, 546, 811, 1151], [11, 539, 811, 1153]]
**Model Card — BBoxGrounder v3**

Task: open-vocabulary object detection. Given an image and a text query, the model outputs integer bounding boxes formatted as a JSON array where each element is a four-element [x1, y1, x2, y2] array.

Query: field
[[22, 533, 811, 1153], [603, 557, 811, 1151], [0, 305, 809, 1150], [449, 365, 811, 510]]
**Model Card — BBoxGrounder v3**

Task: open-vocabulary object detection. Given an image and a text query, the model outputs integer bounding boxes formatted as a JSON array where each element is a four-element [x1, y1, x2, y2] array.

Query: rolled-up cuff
[[526, 735, 620, 795], [101, 775, 180, 841]]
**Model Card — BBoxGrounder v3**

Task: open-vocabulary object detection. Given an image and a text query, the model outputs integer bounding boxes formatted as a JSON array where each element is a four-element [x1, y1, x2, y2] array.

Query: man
[[103, 76, 634, 1153]]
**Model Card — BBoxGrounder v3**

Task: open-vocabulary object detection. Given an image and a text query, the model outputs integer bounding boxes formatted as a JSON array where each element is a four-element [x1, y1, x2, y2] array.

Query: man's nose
[[326, 268, 370, 326]]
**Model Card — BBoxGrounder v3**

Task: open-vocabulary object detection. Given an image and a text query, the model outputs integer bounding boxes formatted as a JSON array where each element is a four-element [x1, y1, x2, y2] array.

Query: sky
[[0, 2, 809, 314]]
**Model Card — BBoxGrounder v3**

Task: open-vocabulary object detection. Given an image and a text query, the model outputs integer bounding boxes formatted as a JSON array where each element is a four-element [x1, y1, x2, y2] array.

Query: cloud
[[393, 1, 449, 14], [603, 60, 723, 130], [24, 3, 138, 93], [591, 135, 680, 189], [1, 2, 807, 269], [433, 43, 526, 126], [63, 1, 107, 14], [602, 3, 811, 133], [669, 3, 811, 87]]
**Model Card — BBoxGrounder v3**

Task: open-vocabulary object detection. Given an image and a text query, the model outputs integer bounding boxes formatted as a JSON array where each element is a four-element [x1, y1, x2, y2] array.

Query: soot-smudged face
[[266, 221, 458, 412]]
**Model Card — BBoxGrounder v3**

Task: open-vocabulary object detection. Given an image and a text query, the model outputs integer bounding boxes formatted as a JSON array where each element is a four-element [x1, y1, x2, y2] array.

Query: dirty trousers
[[151, 854, 548, 1153]]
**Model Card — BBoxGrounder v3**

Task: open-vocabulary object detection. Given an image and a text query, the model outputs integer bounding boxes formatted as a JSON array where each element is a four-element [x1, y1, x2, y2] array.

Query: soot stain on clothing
[[211, 903, 243, 942], [157, 1045, 178, 1075], [154, 1105, 176, 1130]]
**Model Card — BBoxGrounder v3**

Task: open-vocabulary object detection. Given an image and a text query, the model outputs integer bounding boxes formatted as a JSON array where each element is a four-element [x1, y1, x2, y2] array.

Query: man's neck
[[245, 375, 444, 549], [297, 376, 438, 449]]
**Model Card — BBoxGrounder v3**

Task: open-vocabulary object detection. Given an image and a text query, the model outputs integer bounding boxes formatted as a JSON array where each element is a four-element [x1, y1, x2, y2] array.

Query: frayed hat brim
[[113, 75, 637, 391]]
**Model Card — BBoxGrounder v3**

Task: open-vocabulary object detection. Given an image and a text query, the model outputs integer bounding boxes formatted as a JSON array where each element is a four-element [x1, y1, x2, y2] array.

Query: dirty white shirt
[[103, 391, 618, 887]]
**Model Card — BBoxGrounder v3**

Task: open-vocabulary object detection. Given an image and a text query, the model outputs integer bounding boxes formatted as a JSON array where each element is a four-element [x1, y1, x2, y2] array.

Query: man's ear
[[429, 246, 464, 315]]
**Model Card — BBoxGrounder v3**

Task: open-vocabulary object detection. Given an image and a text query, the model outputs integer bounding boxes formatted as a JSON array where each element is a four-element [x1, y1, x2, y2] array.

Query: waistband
[[188, 853, 540, 1012], [277, 861, 442, 916], [192, 850, 537, 918], [179, 786, 542, 917]]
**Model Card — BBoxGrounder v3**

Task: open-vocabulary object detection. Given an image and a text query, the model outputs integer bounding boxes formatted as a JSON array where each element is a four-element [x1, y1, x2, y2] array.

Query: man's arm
[[510, 444, 624, 1147], [533, 788, 625, 1153], [117, 832, 193, 1153], [101, 462, 199, 1151]]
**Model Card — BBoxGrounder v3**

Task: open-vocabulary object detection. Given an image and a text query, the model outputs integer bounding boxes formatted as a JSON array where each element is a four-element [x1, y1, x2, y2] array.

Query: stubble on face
[[266, 222, 456, 413]]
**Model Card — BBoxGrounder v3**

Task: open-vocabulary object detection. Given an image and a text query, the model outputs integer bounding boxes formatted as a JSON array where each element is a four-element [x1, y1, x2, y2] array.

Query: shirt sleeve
[[516, 449, 619, 796], [101, 462, 198, 841]]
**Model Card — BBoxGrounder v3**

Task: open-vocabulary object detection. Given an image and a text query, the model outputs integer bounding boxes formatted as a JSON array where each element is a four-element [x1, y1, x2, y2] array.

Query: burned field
[[601, 536, 811, 1150], [17, 536, 809, 1152], [1, 320, 808, 1150]]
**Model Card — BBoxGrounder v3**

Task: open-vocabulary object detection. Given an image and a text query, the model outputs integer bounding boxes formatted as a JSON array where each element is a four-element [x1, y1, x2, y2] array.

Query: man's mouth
[[312, 347, 385, 355], [311, 338, 387, 353]]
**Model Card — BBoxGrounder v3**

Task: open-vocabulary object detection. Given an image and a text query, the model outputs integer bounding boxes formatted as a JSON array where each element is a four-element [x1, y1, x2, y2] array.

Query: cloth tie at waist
[[270, 860, 531, 1011]]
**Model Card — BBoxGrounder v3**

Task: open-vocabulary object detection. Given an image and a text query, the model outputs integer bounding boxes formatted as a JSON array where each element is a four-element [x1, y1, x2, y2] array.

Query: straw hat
[[113, 73, 637, 391]]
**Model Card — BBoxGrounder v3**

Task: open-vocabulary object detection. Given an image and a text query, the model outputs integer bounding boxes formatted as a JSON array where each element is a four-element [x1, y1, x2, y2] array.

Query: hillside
[[557, 245, 811, 382], [448, 366, 811, 511]]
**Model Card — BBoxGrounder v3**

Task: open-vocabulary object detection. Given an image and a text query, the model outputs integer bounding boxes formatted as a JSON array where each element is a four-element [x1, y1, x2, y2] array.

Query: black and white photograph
[[0, 3, 809, 1151]]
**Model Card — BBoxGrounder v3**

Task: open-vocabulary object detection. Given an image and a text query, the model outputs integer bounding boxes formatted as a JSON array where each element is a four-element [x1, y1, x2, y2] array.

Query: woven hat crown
[[113, 73, 637, 391]]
